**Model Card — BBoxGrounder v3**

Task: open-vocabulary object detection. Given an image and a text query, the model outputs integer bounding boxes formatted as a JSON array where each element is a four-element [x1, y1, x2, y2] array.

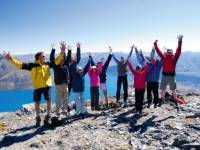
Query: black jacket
[[50, 49, 71, 85]]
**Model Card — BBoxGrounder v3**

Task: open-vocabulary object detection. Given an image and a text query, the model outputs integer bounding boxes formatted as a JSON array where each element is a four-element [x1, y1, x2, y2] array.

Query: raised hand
[[109, 46, 112, 53], [60, 41, 67, 52], [2, 51, 11, 59], [177, 35, 183, 41], [76, 42, 81, 48], [68, 45, 72, 51], [131, 44, 136, 50], [51, 43, 55, 50], [154, 40, 158, 44], [88, 52, 91, 57], [128, 58, 132, 63], [109, 46, 112, 52]]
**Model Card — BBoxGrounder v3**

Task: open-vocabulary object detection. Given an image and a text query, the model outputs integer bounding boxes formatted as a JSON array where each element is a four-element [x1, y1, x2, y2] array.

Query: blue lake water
[[0, 74, 200, 112]]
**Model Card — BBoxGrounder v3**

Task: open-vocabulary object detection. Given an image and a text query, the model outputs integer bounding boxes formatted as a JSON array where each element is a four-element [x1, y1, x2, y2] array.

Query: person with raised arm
[[128, 51, 149, 114], [112, 46, 133, 107], [2, 44, 65, 127], [154, 35, 183, 107], [135, 46, 163, 108], [88, 53, 103, 111], [69, 52, 91, 117], [68, 42, 81, 99], [89, 48, 112, 108], [50, 42, 71, 117]]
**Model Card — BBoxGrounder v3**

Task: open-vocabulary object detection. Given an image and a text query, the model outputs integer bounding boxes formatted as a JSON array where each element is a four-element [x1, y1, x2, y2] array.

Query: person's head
[[136, 65, 142, 73], [35, 52, 45, 63], [151, 57, 157, 65], [166, 49, 173, 56], [91, 65, 98, 72], [76, 66, 83, 75], [71, 54, 77, 62], [120, 56, 125, 64]]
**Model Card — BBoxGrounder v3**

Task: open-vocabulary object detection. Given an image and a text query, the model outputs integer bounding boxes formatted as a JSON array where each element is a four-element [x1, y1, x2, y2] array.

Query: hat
[[167, 49, 173, 54], [91, 65, 97, 69], [76, 66, 83, 72], [136, 65, 142, 70]]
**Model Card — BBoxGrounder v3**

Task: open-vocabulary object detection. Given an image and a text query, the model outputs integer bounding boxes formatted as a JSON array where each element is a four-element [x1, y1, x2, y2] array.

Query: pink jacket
[[128, 63, 149, 89], [88, 63, 103, 87]]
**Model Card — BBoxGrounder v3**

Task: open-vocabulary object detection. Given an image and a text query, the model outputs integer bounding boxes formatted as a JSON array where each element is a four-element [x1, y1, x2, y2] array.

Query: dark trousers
[[135, 89, 145, 112], [147, 82, 159, 105], [90, 86, 99, 110], [116, 75, 128, 102]]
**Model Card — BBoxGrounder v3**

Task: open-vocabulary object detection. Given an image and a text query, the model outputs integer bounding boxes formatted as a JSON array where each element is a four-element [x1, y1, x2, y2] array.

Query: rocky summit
[[0, 86, 200, 150]]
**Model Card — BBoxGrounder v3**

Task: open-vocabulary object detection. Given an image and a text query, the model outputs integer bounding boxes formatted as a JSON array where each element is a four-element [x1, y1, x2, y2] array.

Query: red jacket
[[154, 40, 182, 76], [128, 63, 149, 89]]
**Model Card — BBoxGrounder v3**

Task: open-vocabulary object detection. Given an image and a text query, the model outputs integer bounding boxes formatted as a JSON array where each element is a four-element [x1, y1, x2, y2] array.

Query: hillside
[[0, 52, 200, 90], [0, 86, 200, 149]]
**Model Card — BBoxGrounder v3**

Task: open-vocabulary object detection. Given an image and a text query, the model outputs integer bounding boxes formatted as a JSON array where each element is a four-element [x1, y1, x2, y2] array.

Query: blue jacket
[[136, 48, 163, 82], [69, 59, 91, 92], [146, 61, 163, 82]]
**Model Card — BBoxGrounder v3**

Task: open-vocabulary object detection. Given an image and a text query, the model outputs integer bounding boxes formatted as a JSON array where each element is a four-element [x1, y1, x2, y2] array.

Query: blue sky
[[0, 0, 200, 54]]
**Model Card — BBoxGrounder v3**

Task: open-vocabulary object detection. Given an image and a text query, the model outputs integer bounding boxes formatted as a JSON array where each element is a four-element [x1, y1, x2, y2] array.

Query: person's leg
[[33, 89, 42, 126], [55, 85, 62, 116], [96, 87, 100, 110], [90, 87, 95, 110], [135, 89, 139, 112], [116, 76, 122, 102], [63, 84, 69, 115], [74, 92, 80, 115], [123, 75, 128, 103], [139, 89, 145, 114], [80, 92, 86, 113], [44, 87, 51, 116], [103, 90, 108, 105], [153, 82, 159, 108], [169, 76, 179, 108], [147, 82, 152, 108], [159, 76, 167, 107], [101, 83, 109, 106]]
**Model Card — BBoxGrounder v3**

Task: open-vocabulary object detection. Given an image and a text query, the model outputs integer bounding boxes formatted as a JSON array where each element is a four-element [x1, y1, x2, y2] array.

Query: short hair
[[35, 52, 44, 60]]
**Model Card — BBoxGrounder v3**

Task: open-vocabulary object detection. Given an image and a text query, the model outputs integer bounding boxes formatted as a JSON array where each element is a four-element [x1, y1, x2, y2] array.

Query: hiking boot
[[62, 111, 69, 116], [35, 116, 41, 127], [139, 110, 143, 115], [147, 103, 151, 108], [44, 114, 51, 127], [158, 101, 163, 107], [154, 104, 157, 108]]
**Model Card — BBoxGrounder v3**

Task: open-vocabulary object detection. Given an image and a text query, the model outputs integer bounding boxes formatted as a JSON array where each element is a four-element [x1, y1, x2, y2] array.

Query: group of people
[[2, 35, 183, 127]]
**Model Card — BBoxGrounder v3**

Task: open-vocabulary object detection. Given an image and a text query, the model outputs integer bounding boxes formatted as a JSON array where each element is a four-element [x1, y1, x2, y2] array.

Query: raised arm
[[50, 44, 56, 63], [110, 46, 119, 64], [125, 47, 133, 65], [135, 46, 145, 68], [89, 52, 96, 66], [154, 40, 164, 59], [83, 59, 91, 76], [149, 48, 156, 61], [103, 53, 112, 72], [3, 51, 38, 71], [128, 61, 136, 75], [76, 42, 81, 64], [174, 35, 183, 61]]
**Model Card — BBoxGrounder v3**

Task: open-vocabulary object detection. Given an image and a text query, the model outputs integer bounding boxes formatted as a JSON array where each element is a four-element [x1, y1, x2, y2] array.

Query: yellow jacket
[[8, 52, 64, 90]]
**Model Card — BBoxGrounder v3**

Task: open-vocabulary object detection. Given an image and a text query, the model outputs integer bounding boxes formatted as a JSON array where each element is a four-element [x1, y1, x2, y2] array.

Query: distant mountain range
[[0, 51, 200, 90]]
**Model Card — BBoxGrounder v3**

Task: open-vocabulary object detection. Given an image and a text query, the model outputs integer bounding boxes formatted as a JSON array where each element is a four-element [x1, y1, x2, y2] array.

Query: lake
[[0, 73, 200, 112]]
